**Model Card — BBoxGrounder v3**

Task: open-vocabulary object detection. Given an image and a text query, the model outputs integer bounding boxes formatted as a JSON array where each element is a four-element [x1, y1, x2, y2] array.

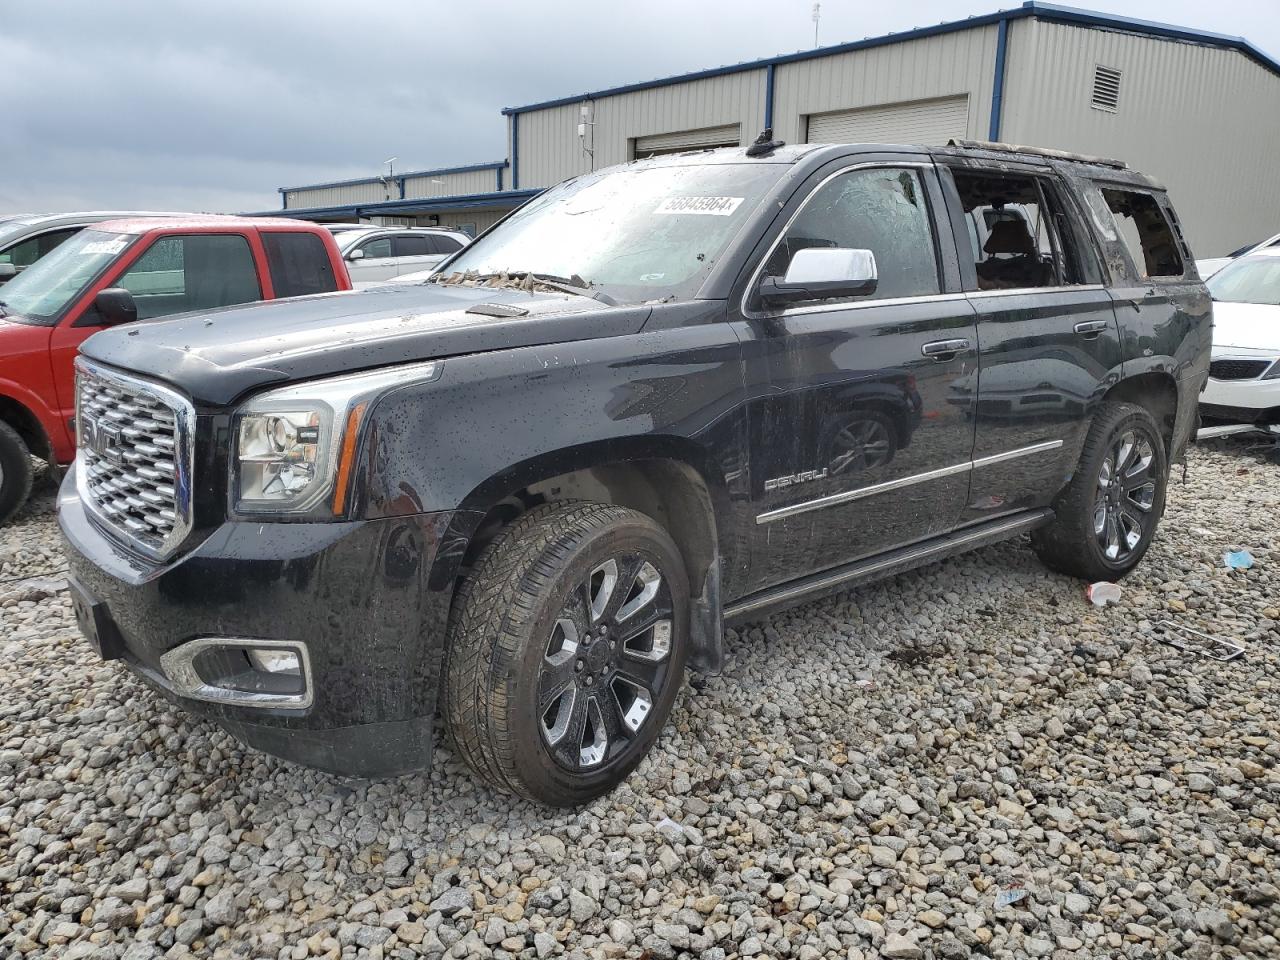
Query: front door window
[[116, 235, 261, 319]]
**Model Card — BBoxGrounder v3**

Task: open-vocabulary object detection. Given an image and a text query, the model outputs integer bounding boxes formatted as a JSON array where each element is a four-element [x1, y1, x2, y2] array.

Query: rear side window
[[262, 232, 338, 297], [1101, 189, 1184, 278], [951, 170, 1088, 290], [392, 235, 431, 257], [764, 167, 940, 302]]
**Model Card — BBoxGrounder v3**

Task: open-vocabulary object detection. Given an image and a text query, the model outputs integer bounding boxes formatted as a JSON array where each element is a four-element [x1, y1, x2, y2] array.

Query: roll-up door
[[633, 124, 741, 158], [806, 95, 969, 145]]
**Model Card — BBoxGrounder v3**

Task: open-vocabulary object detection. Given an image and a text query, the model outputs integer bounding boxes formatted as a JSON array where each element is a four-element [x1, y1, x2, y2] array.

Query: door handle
[[921, 338, 970, 361], [1073, 320, 1110, 340]]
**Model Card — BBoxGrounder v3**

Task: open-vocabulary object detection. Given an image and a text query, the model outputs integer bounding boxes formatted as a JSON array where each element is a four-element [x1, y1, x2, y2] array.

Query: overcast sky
[[4, 0, 1276, 214]]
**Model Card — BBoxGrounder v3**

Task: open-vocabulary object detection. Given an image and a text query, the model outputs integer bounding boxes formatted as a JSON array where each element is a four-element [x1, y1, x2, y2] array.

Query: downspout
[[496, 166, 504, 191], [511, 113, 521, 190], [763, 63, 776, 132], [988, 15, 1010, 141], [398, 178, 406, 200], [280, 189, 287, 210]]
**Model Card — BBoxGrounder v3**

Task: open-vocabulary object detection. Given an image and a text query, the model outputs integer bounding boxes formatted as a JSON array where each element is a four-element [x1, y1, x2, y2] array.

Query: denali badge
[[764, 468, 828, 492]]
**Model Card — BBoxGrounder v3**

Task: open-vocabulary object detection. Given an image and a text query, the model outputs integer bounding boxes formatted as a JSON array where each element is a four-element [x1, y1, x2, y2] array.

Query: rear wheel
[[443, 501, 689, 806], [1031, 402, 1168, 581], [0, 421, 34, 526]]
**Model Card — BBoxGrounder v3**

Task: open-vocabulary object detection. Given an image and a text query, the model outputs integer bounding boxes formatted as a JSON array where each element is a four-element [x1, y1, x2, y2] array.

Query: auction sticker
[[654, 196, 744, 216], [81, 239, 129, 255]]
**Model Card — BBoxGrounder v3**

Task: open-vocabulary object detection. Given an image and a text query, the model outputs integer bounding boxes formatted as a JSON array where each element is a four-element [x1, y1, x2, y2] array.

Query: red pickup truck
[[0, 216, 350, 522]]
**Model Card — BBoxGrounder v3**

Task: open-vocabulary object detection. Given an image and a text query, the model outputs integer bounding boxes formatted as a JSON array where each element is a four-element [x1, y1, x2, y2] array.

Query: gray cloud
[[4, 0, 1276, 213]]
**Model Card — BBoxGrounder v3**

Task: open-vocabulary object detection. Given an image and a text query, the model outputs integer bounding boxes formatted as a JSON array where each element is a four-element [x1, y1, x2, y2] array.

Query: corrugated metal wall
[[772, 25, 999, 144], [431, 209, 510, 235], [283, 181, 394, 208], [515, 70, 767, 188], [402, 168, 497, 199], [1002, 19, 1280, 256], [284, 169, 502, 210]]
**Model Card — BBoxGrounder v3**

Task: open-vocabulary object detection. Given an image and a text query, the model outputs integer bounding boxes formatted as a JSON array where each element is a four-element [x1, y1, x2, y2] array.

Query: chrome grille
[[1209, 358, 1271, 381], [75, 359, 194, 559]]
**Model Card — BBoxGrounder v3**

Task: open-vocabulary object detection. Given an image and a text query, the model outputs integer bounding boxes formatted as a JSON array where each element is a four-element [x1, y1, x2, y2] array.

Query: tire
[[443, 501, 689, 806], [0, 421, 34, 527], [1031, 401, 1168, 581]]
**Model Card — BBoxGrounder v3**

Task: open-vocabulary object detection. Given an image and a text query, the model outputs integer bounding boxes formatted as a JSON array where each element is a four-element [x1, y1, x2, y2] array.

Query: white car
[[1196, 231, 1280, 279], [1200, 247, 1280, 426], [332, 227, 470, 286], [0, 211, 186, 285]]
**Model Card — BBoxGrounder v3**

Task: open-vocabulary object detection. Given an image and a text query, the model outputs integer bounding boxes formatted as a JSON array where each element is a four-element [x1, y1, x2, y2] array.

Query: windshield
[[1207, 255, 1280, 306], [439, 162, 783, 302], [0, 229, 134, 323]]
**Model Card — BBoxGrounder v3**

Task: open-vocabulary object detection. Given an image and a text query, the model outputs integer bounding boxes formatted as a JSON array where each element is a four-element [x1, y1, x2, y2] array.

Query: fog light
[[247, 649, 301, 675], [160, 638, 312, 710]]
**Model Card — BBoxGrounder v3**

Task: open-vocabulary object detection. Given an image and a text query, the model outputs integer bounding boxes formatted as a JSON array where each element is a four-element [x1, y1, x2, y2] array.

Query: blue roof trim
[[247, 189, 541, 220], [501, 2, 1278, 115], [278, 161, 510, 195]]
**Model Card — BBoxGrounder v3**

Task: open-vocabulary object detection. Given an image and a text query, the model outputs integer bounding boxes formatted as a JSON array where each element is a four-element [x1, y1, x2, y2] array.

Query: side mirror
[[94, 288, 139, 326], [759, 248, 878, 306], [0, 263, 16, 283], [346, 249, 365, 261]]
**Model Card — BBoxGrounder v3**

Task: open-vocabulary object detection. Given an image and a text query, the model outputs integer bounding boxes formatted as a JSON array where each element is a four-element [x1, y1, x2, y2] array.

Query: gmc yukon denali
[[58, 140, 1211, 806]]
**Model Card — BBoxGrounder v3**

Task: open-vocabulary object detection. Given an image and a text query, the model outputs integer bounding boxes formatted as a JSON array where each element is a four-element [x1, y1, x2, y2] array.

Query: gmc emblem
[[81, 415, 123, 464]]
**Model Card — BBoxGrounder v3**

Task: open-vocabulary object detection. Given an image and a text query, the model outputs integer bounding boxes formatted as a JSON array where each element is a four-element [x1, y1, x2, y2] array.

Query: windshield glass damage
[[436, 162, 782, 303]]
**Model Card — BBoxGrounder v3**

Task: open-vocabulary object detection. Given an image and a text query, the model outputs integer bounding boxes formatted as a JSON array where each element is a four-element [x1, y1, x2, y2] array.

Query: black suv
[[59, 140, 1211, 806]]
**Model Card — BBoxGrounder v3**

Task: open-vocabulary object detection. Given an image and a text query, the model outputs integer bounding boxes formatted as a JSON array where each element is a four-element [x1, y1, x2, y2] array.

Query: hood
[[1211, 300, 1280, 352], [80, 283, 651, 406]]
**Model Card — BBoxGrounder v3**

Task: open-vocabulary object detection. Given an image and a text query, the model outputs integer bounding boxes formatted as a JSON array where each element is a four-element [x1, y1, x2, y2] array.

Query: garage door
[[806, 95, 969, 146], [634, 123, 741, 158]]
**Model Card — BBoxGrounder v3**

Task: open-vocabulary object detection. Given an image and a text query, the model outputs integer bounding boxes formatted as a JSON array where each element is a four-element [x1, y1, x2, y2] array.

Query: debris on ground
[[995, 885, 1031, 908], [1086, 581, 1122, 607], [1224, 549, 1256, 570], [1152, 619, 1246, 662]]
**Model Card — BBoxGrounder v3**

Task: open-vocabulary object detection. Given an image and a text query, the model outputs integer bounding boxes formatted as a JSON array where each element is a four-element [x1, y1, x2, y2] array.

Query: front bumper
[[1199, 347, 1280, 424], [58, 468, 470, 778], [1200, 376, 1280, 424]]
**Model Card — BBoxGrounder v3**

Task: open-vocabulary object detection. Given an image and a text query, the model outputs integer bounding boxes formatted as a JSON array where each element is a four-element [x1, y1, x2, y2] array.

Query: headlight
[[234, 361, 441, 516]]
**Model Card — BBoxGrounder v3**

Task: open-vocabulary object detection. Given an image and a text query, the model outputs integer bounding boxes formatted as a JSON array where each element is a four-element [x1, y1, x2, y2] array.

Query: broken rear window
[[1101, 189, 1184, 279]]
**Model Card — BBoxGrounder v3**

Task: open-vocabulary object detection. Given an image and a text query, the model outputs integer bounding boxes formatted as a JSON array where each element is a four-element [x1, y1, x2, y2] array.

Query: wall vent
[[1091, 65, 1122, 112]]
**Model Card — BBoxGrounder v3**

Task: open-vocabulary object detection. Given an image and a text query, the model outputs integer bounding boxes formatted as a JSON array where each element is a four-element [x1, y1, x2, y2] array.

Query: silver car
[[0, 211, 186, 285], [331, 227, 470, 286]]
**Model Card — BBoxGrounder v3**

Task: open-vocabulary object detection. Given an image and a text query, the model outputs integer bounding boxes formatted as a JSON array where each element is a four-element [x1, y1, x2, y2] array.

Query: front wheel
[[443, 501, 689, 806], [1031, 401, 1168, 581], [0, 421, 34, 526]]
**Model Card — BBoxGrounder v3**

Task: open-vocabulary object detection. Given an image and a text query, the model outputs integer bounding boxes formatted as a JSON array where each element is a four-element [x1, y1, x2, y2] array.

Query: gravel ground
[[1, 439, 1278, 960]]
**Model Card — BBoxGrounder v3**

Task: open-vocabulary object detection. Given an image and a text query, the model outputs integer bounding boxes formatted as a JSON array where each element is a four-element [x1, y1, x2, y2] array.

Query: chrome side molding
[[756, 439, 1064, 524]]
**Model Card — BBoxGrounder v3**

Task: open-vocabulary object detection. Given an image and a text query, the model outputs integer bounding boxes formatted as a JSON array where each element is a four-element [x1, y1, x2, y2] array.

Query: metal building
[[268, 2, 1280, 256]]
